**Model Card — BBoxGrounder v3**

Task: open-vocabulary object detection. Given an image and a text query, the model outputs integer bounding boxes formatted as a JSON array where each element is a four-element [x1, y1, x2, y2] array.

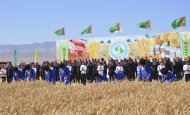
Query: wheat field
[[0, 81, 190, 115]]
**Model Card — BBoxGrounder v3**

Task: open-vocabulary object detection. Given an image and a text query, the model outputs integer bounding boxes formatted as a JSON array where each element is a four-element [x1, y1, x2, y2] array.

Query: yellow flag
[[34, 49, 38, 64]]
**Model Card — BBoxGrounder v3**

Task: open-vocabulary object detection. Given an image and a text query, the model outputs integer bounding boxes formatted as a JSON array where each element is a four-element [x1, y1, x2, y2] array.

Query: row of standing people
[[0, 58, 190, 84]]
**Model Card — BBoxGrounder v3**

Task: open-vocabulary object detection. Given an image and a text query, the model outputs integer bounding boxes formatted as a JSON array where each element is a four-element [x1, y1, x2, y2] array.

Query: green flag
[[137, 20, 151, 29], [171, 17, 186, 29], [14, 49, 17, 67], [109, 23, 120, 33], [81, 25, 92, 35], [55, 28, 65, 36]]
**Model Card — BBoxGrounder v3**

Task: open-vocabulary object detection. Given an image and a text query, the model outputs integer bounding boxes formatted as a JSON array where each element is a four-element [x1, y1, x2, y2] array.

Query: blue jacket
[[44, 69, 56, 84], [145, 63, 152, 80], [25, 70, 32, 80], [137, 65, 152, 81], [49, 69, 56, 83], [59, 68, 64, 81], [31, 68, 36, 80], [13, 70, 23, 81], [63, 67, 71, 85], [161, 71, 177, 83], [18, 69, 24, 80]]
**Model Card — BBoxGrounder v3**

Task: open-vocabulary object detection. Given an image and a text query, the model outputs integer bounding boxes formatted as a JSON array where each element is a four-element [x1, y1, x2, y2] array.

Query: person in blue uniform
[[13, 67, 23, 82], [59, 64, 64, 83], [44, 65, 56, 84], [18, 64, 24, 80], [137, 59, 152, 82], [115, 62, 126, 81], [25, 64, 32, 81], [63, 65, 71, 85], [145, 60, 152, 81], [59, 64, 71, 85], [160, 68, 177, 83], [97, 62, 108, 82], [31, 64, 37, 81]]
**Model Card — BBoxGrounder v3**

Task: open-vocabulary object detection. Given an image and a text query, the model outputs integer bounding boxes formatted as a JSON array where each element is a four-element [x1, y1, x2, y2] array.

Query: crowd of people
[[0, 57, 190, 85]]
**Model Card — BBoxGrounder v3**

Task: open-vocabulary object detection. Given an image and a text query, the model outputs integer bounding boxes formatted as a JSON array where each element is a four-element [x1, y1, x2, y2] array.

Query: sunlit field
[[0, 80, 190, 115]]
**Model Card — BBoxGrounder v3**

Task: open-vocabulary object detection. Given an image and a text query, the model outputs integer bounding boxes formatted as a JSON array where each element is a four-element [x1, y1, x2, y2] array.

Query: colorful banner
[[56, 31, 190, 61], [180, 32, 190, 60], [34, 48, 38, 64], [14, 49, 17, 67], [57, 39, 69, 61]]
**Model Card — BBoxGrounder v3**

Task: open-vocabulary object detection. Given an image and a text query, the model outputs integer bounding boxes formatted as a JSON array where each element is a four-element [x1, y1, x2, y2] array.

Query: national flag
[[137, 20, 151, 29], [81, 25, 92, 35], [171, 17, 186, 29], [55, 28, 65, 36], [109, 23, 120, 33]]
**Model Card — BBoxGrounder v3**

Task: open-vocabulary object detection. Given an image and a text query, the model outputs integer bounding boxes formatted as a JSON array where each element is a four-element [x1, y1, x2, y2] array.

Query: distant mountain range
[[0, 42, 56, 64]]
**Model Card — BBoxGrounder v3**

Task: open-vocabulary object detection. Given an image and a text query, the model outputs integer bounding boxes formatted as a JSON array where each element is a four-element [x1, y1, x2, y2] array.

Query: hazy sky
[[0, 0, 189, 44]]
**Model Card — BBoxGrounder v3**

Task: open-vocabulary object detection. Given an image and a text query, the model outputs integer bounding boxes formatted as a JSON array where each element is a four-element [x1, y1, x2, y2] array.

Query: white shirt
[[0, 69, 7, 77], [157, 65, 165, 75], [183, 64, 190, 74], [97, 65, 104, 75], [33, 67, 37, 73], [107, 68, 109, 79], [116, 66, 123, 72], [50, 67, 54, 70], [80, 65, 87, 74], [67, 65, 72, 74]]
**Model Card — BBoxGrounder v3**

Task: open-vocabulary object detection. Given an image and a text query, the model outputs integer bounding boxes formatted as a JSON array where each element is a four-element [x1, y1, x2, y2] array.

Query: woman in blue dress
[[13, 67, 23, 82], [160, 68, 177, 83], [137, 59, 152, 82], [25, 64, 32, 81], [115, 62, 126, 80], [44, 65, 56, 84], [97, 62, 107, 82], [59, 64, 71, 85]]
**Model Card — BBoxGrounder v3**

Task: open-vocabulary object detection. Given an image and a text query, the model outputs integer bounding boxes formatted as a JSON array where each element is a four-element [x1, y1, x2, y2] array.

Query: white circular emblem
[[109, 40, 129, 61]]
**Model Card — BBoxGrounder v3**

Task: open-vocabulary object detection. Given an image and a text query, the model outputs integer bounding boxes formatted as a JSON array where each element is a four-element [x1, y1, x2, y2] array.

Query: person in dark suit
[[151, 58, 159, 80], [128, 59, 136, 81], [71, 60, 78, 83], [87, 60, 93, 82], [6, 62, 13, 83], [35, 63, 41, 80], [77, 61, 81, 83], [108, 62, 116, 82]]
